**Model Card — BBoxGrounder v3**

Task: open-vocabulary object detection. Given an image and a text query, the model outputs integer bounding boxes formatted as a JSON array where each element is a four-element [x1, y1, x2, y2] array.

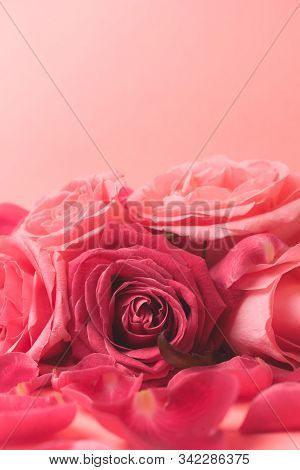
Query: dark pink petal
[[0, 203, 28, 235], [111, 370, 237, 449], [271, 365, 300, 383], [0, 393, 76, 446], [0, 353, 39, 393], [56, 359, 237, 449], [241, 382, 300, 433]]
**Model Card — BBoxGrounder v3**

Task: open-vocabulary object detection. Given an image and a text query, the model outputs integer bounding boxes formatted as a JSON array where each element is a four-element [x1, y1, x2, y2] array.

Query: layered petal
[[54, 353, 143, 413], [127, 157, 300, 264], [18, 172, 130, 253], [0, 353, 38, 393], [68, 222, 225, 381]]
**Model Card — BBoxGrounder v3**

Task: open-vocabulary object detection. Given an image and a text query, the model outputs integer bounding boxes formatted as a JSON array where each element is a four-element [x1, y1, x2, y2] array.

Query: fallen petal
[[119, 370, 238, 449], [0, 393, 76, 446], [54, 354, 142, 413], [171, 356, 273, 399], [241, 382, 300, 433]]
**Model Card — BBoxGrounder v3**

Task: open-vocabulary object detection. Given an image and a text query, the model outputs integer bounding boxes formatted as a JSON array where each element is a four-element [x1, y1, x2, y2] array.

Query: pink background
[[1, 1, 300, 449], [0, 0, 300, 209]]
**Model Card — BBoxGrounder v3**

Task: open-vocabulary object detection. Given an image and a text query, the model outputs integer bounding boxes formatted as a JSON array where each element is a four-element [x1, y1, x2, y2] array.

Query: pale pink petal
[[224, 285, 289, 365]]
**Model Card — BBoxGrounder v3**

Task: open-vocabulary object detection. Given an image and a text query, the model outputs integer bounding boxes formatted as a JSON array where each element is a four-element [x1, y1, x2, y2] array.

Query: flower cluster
[[1, 156, 300, 449]]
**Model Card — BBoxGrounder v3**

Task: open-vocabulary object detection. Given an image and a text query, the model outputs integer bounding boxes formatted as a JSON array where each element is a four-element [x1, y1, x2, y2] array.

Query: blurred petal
[[213, 357, 273, 399], [0, 203, 28, 235], [54, 353, 142, 413], [117, 370, 238, 449], [241, 382, 300, 433], [0, 394, 76, 445], [56, 359, 238, 449], [271, 365, 300, 383], [34, 439, 112, 450], [176, 356, 273, 399]]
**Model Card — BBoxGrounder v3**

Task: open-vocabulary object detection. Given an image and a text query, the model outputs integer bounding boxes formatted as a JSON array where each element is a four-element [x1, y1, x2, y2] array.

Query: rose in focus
[[68, 223, 226, 380]]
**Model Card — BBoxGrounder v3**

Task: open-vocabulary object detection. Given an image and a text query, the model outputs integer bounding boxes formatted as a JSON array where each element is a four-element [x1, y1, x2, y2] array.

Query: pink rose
[[0, 236, 70, 360], [127, 156, 300, 264], [211, 233, 300, 367], [0, 203, 28, 235], [18, 172, 130, 252], [68, 223, 225, 380]]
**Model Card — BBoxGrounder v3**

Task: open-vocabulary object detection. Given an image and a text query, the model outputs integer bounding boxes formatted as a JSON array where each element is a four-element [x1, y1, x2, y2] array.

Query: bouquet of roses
[[1, 156, 300, 449]]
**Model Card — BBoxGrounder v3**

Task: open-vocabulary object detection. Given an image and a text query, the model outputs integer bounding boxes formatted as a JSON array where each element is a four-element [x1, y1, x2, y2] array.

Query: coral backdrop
[[0, 0, 299, 208], [1, 0, 300, 450]]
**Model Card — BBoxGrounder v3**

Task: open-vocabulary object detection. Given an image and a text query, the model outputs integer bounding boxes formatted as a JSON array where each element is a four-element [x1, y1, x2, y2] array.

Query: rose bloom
[[211, 233, 300, 368], [0, 235, 70, 360], [18, 171, 130, 252], [0, 203, 28, 236], [68, 223, 225, 381], [127, 156, 300, 264]]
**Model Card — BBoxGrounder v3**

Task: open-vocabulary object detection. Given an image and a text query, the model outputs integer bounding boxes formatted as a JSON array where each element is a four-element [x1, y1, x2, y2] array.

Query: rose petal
[[214, 357, 273, 399], [175, 356, 273, 399], [211, 233, 286, 289], [54, 353, 143, 413], [271, 365, 300, 383], [95, 370, 238, 449], [0, 394, 76, 446], [241, 382, 300, 433], [0, 353, 39, 393], [0, 203, 28, 235]]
